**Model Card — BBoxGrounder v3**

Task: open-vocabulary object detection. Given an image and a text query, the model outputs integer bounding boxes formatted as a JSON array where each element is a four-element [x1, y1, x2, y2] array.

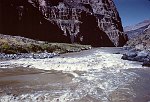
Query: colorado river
[[0, 47, 150, 102]]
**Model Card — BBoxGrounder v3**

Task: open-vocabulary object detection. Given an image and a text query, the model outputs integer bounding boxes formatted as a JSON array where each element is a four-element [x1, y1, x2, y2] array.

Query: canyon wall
[[0, 0, 128, 46]]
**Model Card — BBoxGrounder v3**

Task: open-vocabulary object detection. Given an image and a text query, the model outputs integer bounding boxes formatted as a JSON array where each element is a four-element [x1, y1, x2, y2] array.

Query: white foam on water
[[0, 50, 145, 71], [0, 49, 146, 102]]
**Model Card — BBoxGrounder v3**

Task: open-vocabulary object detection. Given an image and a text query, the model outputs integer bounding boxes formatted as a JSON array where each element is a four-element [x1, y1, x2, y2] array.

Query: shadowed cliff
[[0, 0, 128, 46]]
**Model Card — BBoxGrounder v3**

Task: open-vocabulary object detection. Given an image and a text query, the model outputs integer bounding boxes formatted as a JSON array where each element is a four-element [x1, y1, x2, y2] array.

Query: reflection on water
[[0, 48, 150, 102]]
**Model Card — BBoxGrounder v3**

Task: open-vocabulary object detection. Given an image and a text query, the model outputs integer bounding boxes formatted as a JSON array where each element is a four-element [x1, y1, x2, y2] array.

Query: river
[[0, 47, 150, 102]]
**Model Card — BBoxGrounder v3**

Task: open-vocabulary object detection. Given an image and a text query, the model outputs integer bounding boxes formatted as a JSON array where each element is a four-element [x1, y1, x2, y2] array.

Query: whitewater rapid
[[0, 48, 148, 102]]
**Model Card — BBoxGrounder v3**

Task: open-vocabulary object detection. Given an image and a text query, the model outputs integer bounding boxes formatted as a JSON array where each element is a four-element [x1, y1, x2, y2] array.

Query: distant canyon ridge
[[124, 19, 150, 50], [0, 0, 128, 47]]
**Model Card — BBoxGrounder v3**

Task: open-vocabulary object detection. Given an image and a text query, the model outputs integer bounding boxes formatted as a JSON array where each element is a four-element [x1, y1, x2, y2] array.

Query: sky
[[113, 0, 150, 27]]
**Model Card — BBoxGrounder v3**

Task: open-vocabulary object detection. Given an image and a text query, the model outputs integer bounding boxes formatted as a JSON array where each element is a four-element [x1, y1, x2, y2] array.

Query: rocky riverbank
[[0, 34, 91, 56], [0, 52, 59, 60], [123, 21, 150, 67], [122, 48, 150, 67]]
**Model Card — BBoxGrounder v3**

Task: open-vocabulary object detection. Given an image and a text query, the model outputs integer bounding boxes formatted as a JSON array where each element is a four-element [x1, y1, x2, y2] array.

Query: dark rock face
[[143, 60, 150, 67], [0, 0, 127, 46], [0, 0, 68, 43], [76, 12, 115, 47]]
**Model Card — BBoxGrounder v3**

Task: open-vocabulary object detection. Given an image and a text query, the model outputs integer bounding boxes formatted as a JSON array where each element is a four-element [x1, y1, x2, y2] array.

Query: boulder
[[133, 50, 149, 62], [122, 48, 150, 67], [143, 60, 150, 67], [137, 50, 148, 58], [121, 49, 137, 59]]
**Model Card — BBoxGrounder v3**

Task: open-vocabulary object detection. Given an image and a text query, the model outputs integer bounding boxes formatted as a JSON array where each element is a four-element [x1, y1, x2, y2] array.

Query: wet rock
[[122, 48, 150, 67], [33, 53, 58, 59], [126, 52, 137, 58], [113, 52, 120, 54], [135, 51, 149, 62], [121, 50, 137, 61], [137, 50, 148, 58], [143, 60, 150, 67], [121, 54, 128, 60], [0, 52, 59, 60], [6, 92, 12, 95]]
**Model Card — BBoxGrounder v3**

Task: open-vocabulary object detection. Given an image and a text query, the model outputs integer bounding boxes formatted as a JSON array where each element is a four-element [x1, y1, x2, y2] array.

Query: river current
[[0, 48, 150, 102]]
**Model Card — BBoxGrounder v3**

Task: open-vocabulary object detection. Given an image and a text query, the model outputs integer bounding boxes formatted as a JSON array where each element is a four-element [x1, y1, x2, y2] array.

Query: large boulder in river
[[0, 0, 127, 47]]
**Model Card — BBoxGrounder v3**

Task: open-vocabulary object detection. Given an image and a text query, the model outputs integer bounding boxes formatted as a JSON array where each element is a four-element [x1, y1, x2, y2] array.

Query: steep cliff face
[[0, 0, 71, 43], [0, 0, 127, 46]]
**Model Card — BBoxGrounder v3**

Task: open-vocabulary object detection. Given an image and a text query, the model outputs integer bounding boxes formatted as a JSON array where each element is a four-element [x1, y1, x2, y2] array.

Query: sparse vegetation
[[0, 34, 91, 54]]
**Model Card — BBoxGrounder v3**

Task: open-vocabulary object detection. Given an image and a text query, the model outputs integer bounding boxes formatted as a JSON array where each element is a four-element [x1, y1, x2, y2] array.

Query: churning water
[[0, 48, 150, 102]]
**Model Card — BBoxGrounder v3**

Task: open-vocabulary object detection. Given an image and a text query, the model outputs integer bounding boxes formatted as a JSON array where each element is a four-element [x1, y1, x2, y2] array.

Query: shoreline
[[122, 47, 150, 67]]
